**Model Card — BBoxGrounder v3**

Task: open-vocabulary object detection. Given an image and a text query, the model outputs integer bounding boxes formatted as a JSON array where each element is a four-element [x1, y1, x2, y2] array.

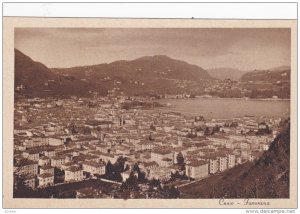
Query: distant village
[[13, 95, 285, 198]]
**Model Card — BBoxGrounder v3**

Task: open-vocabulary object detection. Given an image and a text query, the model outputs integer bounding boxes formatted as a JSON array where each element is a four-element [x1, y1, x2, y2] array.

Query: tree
[[148, 133, 154, 141], [230, 121, 238, 128], [83, 171, 91, 178], [176, 152, 185, 168], [105, 160, 114, 176], [149, 178, 162, 190], [132, 163, 140, 173], [105, 160, 123, 182], [14, 174, 26, 192], [131, 163, 147, 182], [115, 156, 126, 172], [69, 123, 78, 134], [150, 124, 156, 131], [170, 172, 176, 182], [121, 171, 139, 191], [113, 171, 123, 182], [65, 137, 72, 144], [137, 171, 146, 182], [13, 172, 34, 198], [54, 168, 65, 184], [124, 164, 130, 171], [167, 185, 180, 199], [204, 127, 212, 136], [213, 125, 220, 133], [83, 126, 91, 135]]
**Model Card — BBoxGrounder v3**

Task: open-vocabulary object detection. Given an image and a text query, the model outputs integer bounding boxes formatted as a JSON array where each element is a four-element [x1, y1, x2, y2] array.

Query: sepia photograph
[[2, 17, 297, 209]]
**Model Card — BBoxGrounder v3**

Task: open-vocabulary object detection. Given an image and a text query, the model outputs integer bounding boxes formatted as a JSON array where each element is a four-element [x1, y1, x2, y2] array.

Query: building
[[151, 149, 173, 166], [85, 120, 113, 129], [51, 156, 66, 168], [23, 137, 48, 149], [137, 141, 153, 151], [207, 136, 229, 146], [209, 158, 219, 174], [172, 148, 188, 164], [147, 167, 171, 182], [160, 158, 173, 167], [46, 137, 64, 146], [249, 151, 263, 162], [186, 161, 209, 179], [241, 149, 249, 160], [240, 141, 251, 150], [23, 150, 40, 161], [259, 143, 270, 151], [95, 144, 110, 153], [236, 157, 242, 164], [38, 173, 54, 187], [72, 154, 100, 164], [23, 174, 36, 189], [139, 161, 159, 173], [39, 165, 54, 175], [61, 162, 79, 170], [38, 156, 50, 166], [44, 149, 56, 158], [115, 145, 131, 155], [65, 166, 84, 182], [218, 156, 228, 172], [227, 154, 236, 169], [98, 153, 116, 163], [82, 161, 106, 175], [14, 158, 38, 175]]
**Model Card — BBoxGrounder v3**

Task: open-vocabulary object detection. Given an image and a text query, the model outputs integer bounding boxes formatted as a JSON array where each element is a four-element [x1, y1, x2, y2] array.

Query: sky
[[15, 28, 291, 70]]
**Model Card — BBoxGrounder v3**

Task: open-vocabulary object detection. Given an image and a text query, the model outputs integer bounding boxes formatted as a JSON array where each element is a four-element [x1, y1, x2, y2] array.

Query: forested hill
[[14, 49, 107, 97]]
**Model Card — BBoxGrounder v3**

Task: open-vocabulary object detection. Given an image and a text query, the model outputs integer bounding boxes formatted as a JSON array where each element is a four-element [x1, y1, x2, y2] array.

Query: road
[[176, 176, 210, 188]]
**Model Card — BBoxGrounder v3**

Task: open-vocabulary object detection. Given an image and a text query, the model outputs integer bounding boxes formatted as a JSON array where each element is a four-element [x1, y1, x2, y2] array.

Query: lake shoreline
[[155, 97, 290, 102], [154, 97, 290, 119]]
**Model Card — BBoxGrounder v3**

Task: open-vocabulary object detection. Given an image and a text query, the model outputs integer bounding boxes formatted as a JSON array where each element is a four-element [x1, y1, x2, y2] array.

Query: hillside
[[180, 119, 290, 198], [241, 67, 290, 83], [269, 65, 291, 72], [207, 67, 248, 80], [52, 55, 214, 96], [15, 49, 290, 98], [15, 49, 56, 87], [14, 49, 107, 98], [240, 67, 291, 99]]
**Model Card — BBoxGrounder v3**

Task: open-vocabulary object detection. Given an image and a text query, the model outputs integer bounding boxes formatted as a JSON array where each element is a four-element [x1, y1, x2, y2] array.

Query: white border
[[3, 2, 298, 19], [1, 2, 298, 214]]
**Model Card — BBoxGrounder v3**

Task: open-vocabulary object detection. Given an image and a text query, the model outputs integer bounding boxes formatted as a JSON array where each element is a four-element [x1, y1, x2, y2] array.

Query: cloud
[[15, 28, 291, 70]]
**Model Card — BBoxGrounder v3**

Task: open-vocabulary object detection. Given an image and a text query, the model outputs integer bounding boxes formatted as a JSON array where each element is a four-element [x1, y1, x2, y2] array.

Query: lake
[[157, 98, 290, 119]]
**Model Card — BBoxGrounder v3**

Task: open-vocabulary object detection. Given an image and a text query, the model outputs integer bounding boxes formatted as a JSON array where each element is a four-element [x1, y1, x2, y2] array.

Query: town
[[13, 95, 285, 198]]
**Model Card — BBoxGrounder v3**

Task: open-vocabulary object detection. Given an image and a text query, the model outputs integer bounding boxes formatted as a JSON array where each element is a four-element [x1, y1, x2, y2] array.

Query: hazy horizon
[[15, 28, 291, 71]]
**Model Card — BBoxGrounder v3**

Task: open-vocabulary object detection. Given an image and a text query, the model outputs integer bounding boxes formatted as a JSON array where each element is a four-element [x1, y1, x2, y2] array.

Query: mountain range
[[240, 66, 291, 98], [52, 55, 214, 96], [241, 67, 291, 83], [15, 49, 214, 97], [207, 67, 249, 80], [207, 66, 291, 82], [14, 49, 106, 97], [14, 49, 290, 98]]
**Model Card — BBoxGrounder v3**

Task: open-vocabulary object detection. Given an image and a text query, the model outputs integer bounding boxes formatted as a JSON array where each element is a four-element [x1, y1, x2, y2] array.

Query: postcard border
[[2, 17, 298, 209]]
